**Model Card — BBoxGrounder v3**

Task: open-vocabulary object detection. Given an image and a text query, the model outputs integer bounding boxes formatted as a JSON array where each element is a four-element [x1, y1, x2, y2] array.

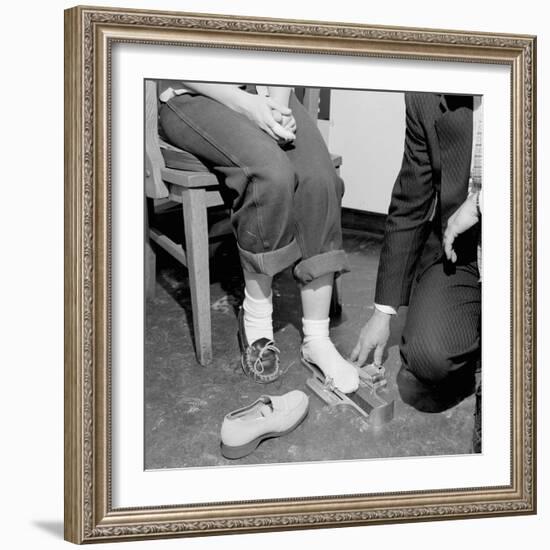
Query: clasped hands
[[240, 93, 297, 144]]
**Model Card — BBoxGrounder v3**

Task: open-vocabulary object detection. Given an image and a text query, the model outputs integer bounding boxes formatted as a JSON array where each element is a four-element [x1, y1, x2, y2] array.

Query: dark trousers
[[159, 92, 349, 284], [397, 260, 481, 413]]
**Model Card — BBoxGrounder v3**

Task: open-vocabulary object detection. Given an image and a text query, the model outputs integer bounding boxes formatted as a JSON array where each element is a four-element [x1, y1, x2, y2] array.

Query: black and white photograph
[[61, 3, 538, 544], [144, 79, 483, 469]]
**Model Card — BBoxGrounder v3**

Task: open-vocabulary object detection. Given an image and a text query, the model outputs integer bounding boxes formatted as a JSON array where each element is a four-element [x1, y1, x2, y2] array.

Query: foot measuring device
[[303, 356, 394, 428]]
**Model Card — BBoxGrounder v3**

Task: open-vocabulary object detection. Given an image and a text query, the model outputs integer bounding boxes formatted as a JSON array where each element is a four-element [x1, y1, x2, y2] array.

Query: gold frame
[[64, 5, 537, 544]]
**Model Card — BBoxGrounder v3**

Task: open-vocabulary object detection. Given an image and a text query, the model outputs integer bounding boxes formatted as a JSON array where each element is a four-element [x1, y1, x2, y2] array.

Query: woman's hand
[[280, 113, 297, 135], [267, 87, 296, 141], [270, 110, 297, 144], [237, 93, 296, 142], [179, 83, 296, 143]]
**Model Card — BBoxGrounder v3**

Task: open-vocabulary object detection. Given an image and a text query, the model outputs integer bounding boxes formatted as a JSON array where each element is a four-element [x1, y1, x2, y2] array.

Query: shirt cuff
[[374, 303, 397, 315]]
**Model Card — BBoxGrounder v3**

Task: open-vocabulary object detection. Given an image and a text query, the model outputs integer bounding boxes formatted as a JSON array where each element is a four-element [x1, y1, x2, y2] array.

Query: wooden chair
[[145, 80, 342, 366]]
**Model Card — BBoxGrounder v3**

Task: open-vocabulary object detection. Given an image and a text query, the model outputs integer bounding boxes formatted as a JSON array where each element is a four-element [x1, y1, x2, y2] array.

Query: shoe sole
[[220, 409, 309, 460]]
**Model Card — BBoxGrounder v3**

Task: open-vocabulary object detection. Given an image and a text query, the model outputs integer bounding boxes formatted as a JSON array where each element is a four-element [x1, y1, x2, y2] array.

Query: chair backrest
[[301, 88, 321, 121], [145, 80, 170, 199]]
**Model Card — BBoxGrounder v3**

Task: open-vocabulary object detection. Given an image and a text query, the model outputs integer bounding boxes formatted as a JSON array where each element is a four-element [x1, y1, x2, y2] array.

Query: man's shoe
[[237, 307, 281, 383], [220, 390, 309, 459]]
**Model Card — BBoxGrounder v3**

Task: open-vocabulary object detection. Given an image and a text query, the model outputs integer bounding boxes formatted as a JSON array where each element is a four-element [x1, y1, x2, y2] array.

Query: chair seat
[[160, 136, 342, 173], [160, 137, 211, 173]]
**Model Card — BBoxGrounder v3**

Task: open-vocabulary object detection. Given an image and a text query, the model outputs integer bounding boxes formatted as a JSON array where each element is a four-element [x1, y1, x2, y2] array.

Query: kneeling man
[[352, 93, 482, 448]]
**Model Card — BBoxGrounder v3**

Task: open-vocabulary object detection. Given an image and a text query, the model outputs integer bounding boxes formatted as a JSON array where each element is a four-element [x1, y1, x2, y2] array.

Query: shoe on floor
[[220, 390, 309, 459], [237, 307, 282, 383]]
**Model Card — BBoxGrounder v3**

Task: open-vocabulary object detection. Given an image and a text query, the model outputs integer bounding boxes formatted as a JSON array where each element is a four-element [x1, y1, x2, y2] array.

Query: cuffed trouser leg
[[231, 160, 302, 275], [237, 239, 301, 276], [160, 93, 302, 276], [285, 94, 350, 285], [159, 91, 349, 281]]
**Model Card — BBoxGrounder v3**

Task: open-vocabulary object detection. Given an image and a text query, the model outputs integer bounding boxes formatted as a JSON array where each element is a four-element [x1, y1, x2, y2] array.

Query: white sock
[[243, 289, 274, 343], [302, 318, 359, 394]]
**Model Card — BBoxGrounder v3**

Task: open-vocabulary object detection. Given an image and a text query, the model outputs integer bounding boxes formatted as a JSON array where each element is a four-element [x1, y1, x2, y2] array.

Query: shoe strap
[[252, 340, 280, 376]]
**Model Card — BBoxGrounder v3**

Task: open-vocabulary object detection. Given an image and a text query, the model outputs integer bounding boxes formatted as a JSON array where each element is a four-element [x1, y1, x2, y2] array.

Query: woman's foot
[[301, 318, 359, 394], [237, 307, 281, 383]]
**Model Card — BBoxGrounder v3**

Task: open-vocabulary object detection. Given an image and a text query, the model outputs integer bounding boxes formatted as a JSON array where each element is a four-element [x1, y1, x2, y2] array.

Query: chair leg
[[144, 198, 156, 298], [182, 188, 213, 366]]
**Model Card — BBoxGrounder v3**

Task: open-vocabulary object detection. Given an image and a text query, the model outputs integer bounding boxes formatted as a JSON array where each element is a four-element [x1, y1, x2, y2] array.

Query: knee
[[333, 174, 345, 199], [400, 336, 454, 384], [299, 169, 344, 205], [253, 160, 296, 204], [324, 173, 345, 202], [307, 169, 342, 195]]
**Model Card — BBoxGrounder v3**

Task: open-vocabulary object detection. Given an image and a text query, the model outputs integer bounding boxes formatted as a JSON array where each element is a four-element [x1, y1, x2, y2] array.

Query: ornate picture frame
[[64, 5, 536, 544]]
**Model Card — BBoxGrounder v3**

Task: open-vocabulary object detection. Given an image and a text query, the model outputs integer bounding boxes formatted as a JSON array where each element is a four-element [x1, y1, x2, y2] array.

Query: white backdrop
[[332, 90, 405, 213], [0, 1, 546, 549]]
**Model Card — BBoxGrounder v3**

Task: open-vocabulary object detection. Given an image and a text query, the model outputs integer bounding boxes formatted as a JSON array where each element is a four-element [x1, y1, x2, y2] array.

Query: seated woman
[[159, 81, 358, 394]]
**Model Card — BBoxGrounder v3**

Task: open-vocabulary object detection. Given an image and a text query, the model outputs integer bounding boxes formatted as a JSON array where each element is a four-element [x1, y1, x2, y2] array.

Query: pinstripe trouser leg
[[397, 260, 481, 412]]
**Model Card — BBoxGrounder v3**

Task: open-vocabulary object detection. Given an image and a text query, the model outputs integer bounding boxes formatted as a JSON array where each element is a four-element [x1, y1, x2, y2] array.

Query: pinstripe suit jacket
[[375, 93, 477, 310]]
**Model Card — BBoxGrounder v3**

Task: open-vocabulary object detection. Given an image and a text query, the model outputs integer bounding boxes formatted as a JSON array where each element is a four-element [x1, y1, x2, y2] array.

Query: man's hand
[[443, 191, 480, 263], [350, 309, 392, 366]]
